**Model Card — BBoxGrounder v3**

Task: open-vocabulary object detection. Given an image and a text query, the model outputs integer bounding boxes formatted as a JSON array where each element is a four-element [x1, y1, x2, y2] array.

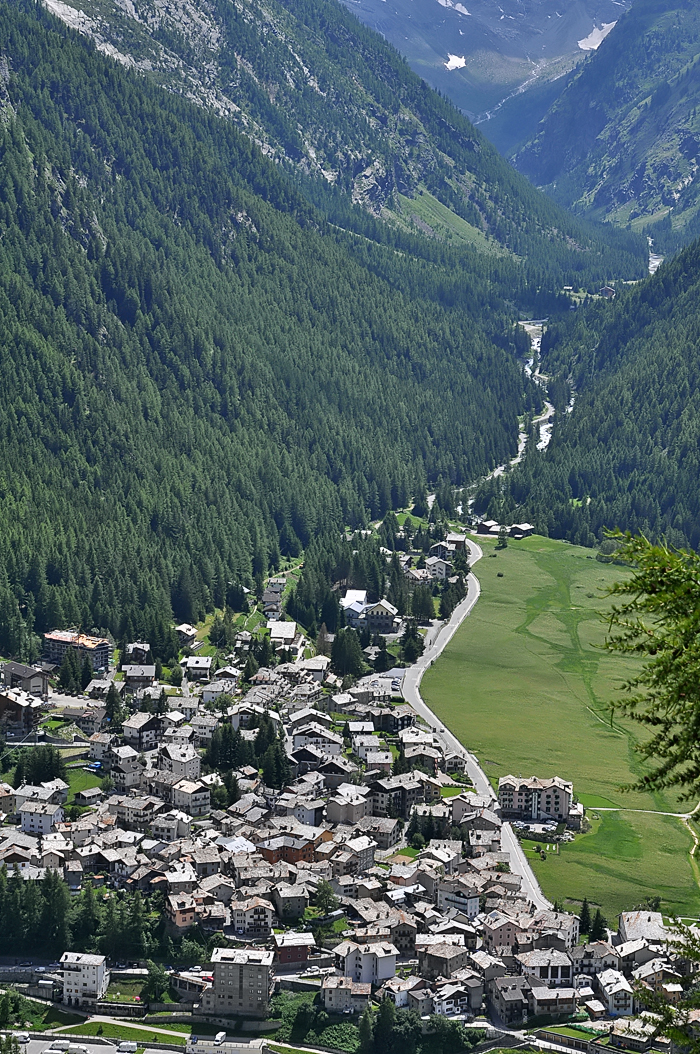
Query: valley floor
[[421, 534, 700, 919]]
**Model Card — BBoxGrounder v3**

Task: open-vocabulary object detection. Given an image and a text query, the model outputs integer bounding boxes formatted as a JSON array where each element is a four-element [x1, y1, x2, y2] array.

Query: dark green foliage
[[141, 960, 170, 1002], [483, 239, 700, 551], [331, 628, 365, 677], [242, 655, 259, 682], [58, 648, 82, 694], [80, 655, 94, 691], [411, 585, 435, 622], [359, 1000, 480, 1054], [205, 723, 255, 771], [261, 741, 289, 789], [0, 0, 650, 662], [400, 620, 424, 664], [374, 636, 391, 673], [315, 879, 339, 915], [580, 897, 591, 935], [13, 744, 65, 788], [589, 908, 608, 941], [438, 575, 467, 621]]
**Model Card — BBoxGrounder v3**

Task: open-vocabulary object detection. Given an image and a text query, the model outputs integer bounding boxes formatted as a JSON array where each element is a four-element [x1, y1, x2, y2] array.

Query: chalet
[[181, 655, 212, 681], [0, 687, 42, 731], [175, 624, 197, 647], [122, 665, 156, 690], [1, 661, 49, 699], [125, 641, 151, 663], [122, 712, 160, 751]]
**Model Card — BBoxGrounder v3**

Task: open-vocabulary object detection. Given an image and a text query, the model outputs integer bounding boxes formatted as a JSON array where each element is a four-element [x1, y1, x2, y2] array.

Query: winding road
[[402, 537, 551, 911]]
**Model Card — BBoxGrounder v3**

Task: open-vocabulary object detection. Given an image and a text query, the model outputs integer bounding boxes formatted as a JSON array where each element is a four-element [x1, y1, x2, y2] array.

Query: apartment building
[[497, 776, 573, 823], [61, 952, 109, 1007], [44, 630, 110, 671], [200, 948, 274, 1018]]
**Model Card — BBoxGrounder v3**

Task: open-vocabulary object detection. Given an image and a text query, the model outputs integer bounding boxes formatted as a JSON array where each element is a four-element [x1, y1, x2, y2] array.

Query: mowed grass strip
[[421, 535, 700, 918], [61, 1022, 186, 1044]]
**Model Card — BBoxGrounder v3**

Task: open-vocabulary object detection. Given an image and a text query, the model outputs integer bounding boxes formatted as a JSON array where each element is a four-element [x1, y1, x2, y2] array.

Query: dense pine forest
[[474, 241, 700, 550], [0, 1, 652, 660]]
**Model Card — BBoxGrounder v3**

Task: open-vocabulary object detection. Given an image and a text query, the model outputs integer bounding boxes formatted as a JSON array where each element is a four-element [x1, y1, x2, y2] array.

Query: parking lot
[[26, 1041, 118, 1054]]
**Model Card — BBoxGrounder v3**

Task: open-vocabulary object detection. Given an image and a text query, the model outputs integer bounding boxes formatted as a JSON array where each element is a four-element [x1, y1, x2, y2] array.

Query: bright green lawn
[[62, 1023, 186, 1044], [527, 811, 700, 918], [66, 767, 103, 802], [421, 535, 700, 918]]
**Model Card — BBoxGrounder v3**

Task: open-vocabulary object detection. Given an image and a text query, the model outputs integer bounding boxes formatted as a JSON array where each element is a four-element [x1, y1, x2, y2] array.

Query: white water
[[648, 235, 664, 275], [479, 320, 561, 483]]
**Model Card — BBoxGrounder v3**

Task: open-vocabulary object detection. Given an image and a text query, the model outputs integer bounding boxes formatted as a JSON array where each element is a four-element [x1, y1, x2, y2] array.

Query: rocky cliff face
[[513, 0, 700, 250], [39, 0, 479, 216]]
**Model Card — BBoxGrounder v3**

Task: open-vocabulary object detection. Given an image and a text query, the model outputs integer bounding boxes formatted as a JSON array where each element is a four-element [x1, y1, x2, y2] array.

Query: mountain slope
[[0, 0, 545, 657], [335, 0, 631, 152], [37, 0, 647, 281], [514, 0, 700, 251], [473, 242, 700, 550]]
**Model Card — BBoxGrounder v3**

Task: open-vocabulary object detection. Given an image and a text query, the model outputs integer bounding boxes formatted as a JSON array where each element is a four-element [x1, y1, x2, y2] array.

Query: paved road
[[27, 1042, 117, 1054], [402, 538, 551, 912]]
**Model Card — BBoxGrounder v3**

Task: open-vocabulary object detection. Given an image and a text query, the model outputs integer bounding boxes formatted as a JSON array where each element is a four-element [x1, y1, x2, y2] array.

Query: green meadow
[[421, 535, 700, 919]]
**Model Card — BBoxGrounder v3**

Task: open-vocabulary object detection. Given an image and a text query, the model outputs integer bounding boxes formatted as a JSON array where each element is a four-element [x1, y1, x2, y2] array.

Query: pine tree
[[589, 908, 607, 941], [80, 655, 93, 691], [580, 898, 591, 935], [242, 654, 259, 682], [374, 995, 396, 1050], [104, 683, 121, 723], [358, 1007, 374, 1054]]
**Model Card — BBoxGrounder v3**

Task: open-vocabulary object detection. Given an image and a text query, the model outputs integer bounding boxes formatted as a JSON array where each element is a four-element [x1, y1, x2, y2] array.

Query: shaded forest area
[[474, 240, 700, 550]]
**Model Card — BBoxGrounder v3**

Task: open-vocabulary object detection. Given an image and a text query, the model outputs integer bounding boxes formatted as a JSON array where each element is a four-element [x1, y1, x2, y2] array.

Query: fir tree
[[580, 898, 591, 935], [589, 908, 607, 941]]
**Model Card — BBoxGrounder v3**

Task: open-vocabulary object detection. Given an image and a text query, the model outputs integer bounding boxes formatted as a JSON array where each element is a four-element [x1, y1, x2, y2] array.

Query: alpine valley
[[0, 0, 644, 654]]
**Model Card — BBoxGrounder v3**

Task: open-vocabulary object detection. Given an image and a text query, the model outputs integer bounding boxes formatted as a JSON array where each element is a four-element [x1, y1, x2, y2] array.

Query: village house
[[1, 661, 50, 699], [322, 976, 371, 1013], [230, 896, 274, 937], [122, 712, 160, 751], [334, 940, 398, 984]]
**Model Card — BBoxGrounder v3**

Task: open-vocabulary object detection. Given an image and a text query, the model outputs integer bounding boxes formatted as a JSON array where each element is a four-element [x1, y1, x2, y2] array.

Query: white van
[[51, 1042, 71, 1051], [117, 1042, 138, 1053]]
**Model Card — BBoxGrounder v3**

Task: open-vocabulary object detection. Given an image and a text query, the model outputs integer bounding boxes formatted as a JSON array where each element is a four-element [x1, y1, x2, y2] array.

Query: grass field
[[66, 767, 103, 802], [395, 189, 502, 254], [61, 1022, 186, 1044], [421, 534, 700, 919]]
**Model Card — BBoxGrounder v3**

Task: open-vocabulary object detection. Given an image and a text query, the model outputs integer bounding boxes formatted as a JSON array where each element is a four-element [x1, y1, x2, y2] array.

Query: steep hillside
[[473, 242, 700, 550], [334, 0, 631, 153], [514, 0, 700, 251], [0, 0, 546, 657], [37, 0, 646, 278]]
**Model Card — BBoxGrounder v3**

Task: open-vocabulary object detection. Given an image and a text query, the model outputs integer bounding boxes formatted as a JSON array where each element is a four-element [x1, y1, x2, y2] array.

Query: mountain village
[[0, 568, 692, 1054]]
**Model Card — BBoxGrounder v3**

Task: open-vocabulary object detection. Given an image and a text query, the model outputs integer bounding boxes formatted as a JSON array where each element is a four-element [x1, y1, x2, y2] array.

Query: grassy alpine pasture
[[421, 534, 700, 919]]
